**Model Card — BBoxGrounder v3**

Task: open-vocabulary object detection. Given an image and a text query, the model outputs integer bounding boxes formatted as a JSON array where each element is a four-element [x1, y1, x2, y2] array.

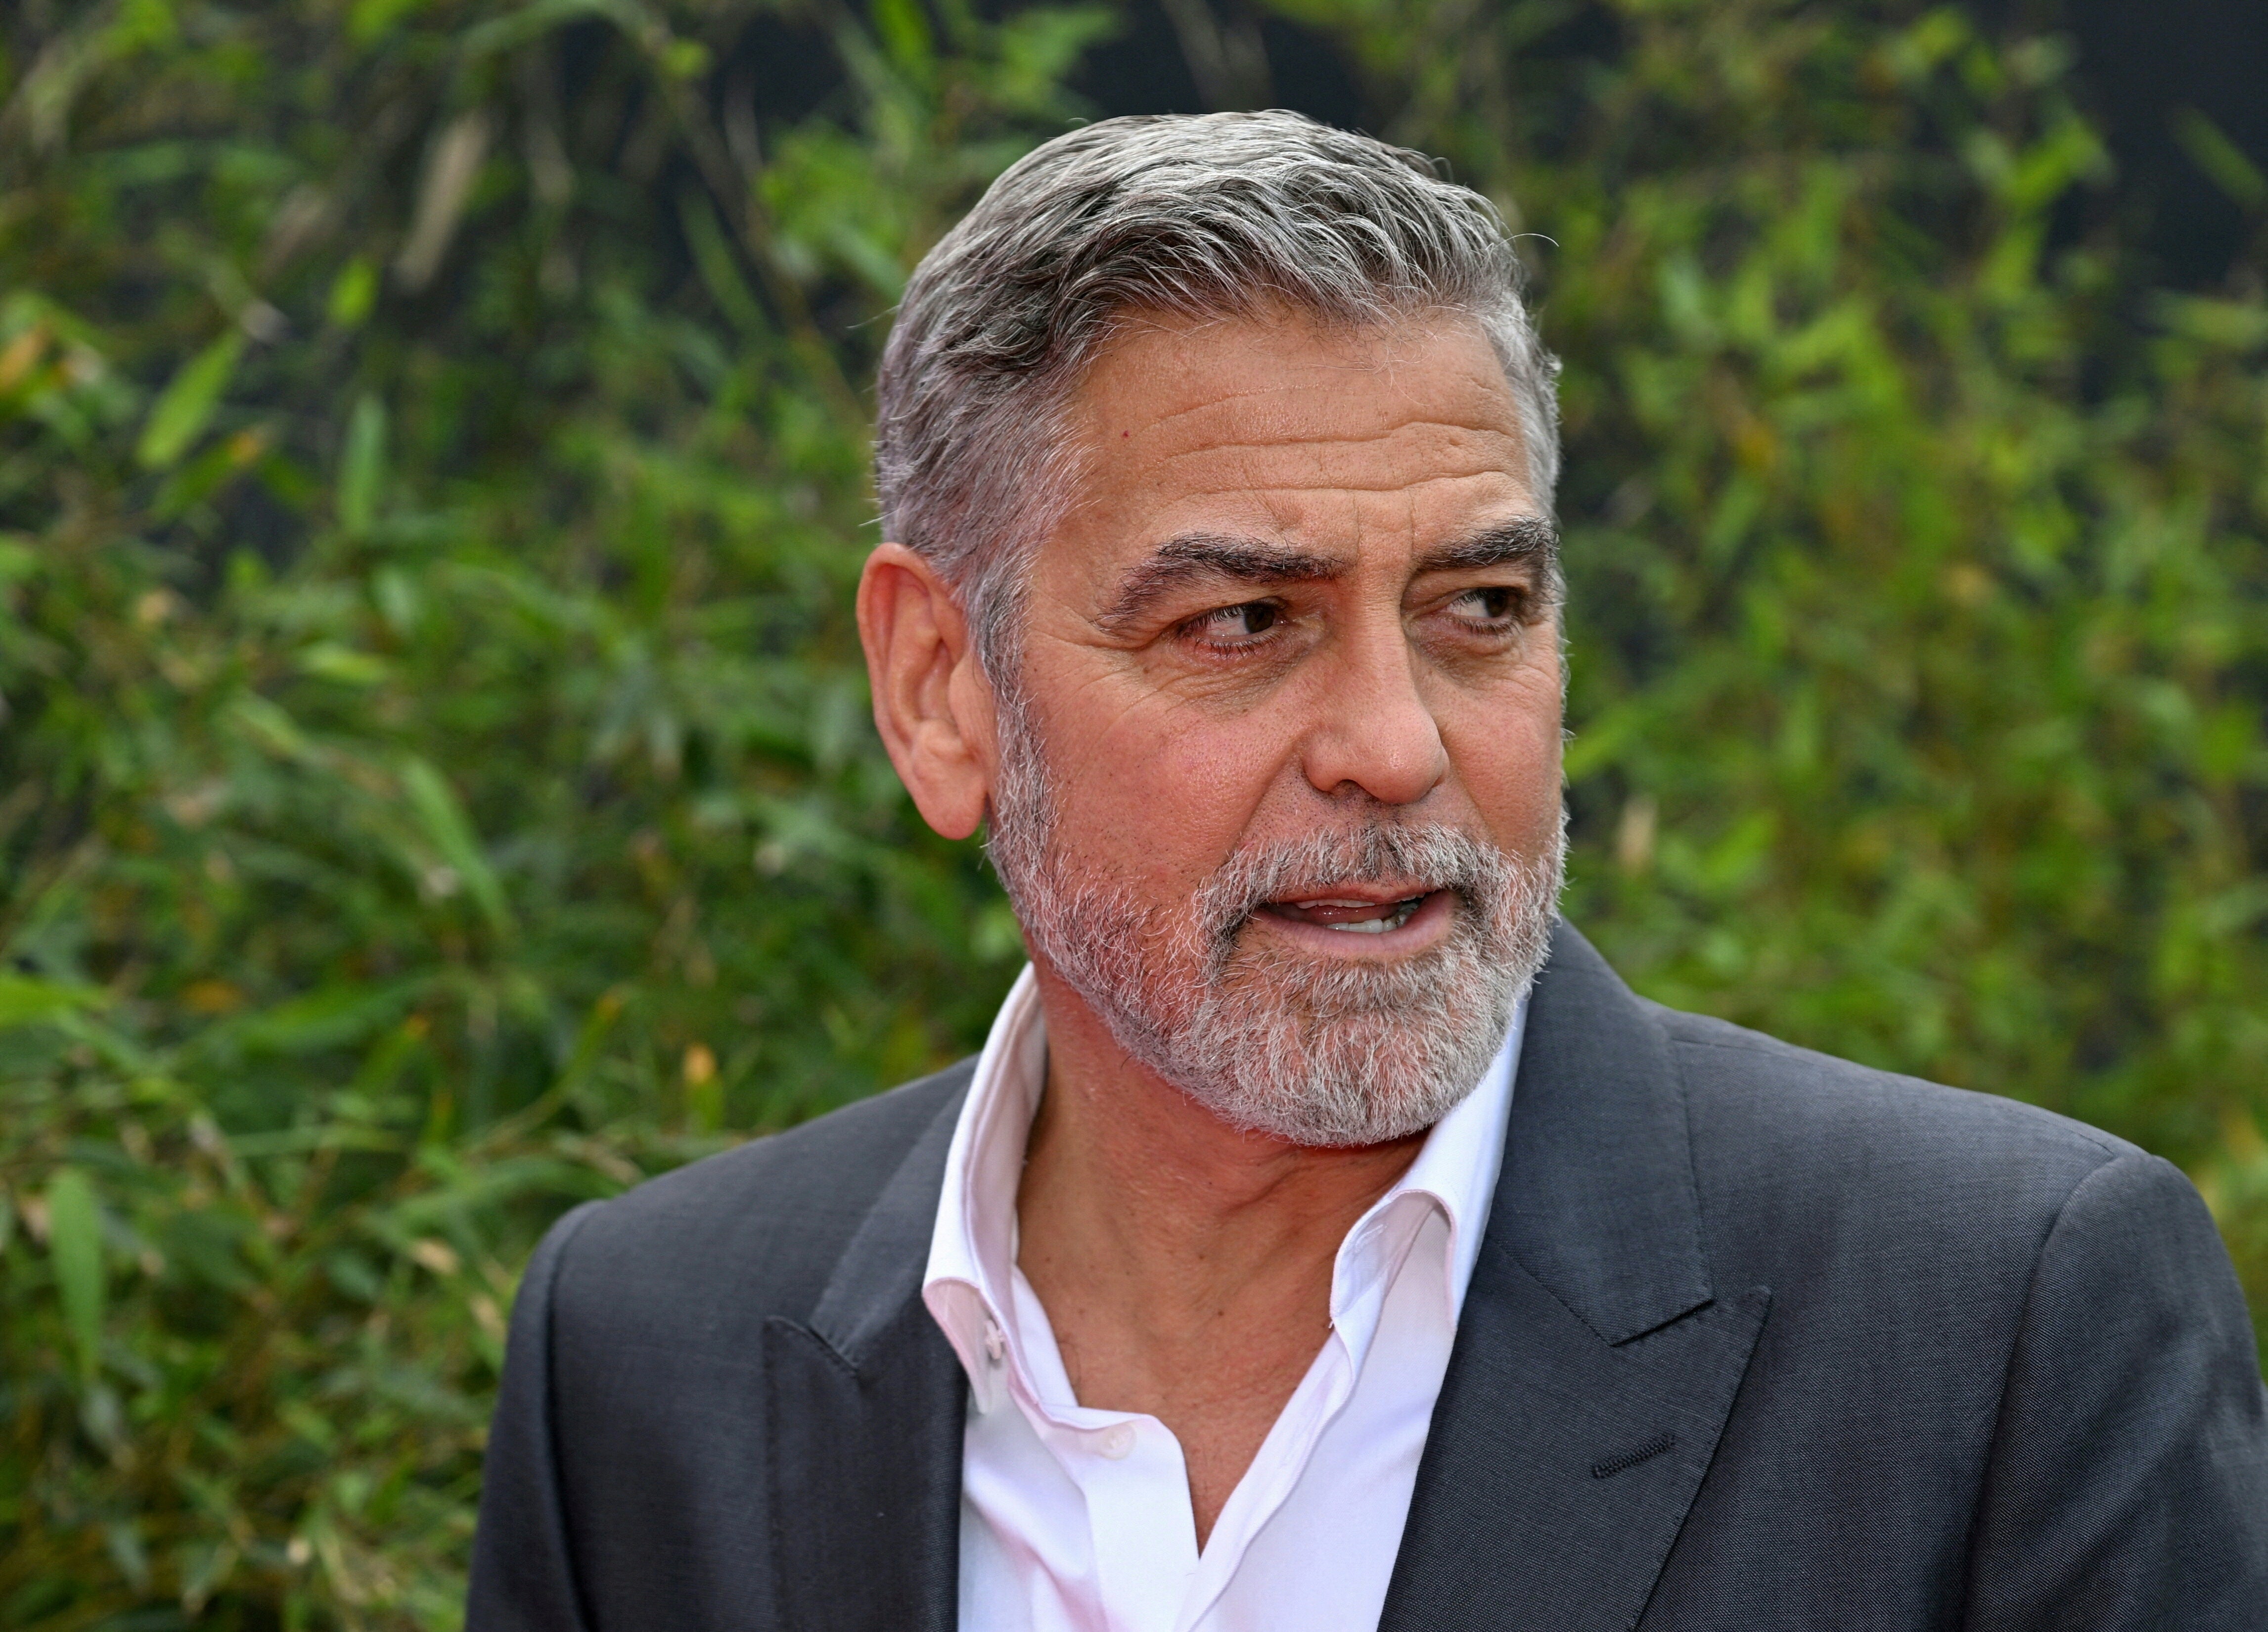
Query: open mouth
[[1259, 890, 1438, 935]]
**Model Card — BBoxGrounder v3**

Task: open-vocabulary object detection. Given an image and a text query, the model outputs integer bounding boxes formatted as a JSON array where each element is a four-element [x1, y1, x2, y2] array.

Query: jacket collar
[[764, 1065, 971, 1632], [1379, 920, 1770, 1632], [1493, 919, 1713, 1344], [807, 1063, 971, 1364]]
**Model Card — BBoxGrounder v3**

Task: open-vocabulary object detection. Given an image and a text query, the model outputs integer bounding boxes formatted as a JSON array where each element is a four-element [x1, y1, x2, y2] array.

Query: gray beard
[[984, 692, 1565, 1147]]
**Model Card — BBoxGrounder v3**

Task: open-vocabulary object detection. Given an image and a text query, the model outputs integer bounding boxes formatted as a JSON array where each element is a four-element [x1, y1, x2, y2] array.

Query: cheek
[[1442, 676, 1564, 838], [1040, 689, 1293, 873]]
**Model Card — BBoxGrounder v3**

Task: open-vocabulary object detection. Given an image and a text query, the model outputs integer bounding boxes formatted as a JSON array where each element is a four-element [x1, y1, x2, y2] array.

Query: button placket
[[1080, 1416, 1198, 1632]]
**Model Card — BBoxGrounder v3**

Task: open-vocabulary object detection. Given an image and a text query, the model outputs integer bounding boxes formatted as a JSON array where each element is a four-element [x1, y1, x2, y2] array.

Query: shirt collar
[[923, 966, 1047, 1412], [1331, 997, 1521, 1350], [921, 965, 1523, 1412]]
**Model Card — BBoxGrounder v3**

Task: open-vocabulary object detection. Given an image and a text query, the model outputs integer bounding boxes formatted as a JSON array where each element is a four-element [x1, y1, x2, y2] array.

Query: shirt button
[[983, 1320, 1005, 1365], [1096, 1424, 1135, 1459]]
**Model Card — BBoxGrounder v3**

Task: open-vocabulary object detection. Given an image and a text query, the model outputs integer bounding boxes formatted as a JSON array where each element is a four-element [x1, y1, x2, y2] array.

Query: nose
[[1298, 624, 1449, 807]]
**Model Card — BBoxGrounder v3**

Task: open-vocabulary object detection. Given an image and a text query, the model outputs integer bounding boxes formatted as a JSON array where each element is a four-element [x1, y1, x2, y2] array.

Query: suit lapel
[[1380, 925, 1771, 1632], [763, 1069, 970, 1632]]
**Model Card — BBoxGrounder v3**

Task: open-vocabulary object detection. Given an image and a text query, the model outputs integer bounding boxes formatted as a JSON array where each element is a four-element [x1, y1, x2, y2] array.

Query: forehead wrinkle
[[1147, 467, 1528, 500], [1138, 410, 1523, 458], [1126, 379, 1348, 436], [1148, 429, 1524, 486], [1136, 437, 1528, 507]]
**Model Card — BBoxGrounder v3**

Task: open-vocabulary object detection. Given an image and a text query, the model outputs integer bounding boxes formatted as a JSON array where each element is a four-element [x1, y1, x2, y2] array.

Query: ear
[[857, 543, 996, 841]]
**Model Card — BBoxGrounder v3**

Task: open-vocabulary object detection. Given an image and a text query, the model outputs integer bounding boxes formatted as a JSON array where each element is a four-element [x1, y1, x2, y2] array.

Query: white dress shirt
[[922, 966, 1523, 1632]]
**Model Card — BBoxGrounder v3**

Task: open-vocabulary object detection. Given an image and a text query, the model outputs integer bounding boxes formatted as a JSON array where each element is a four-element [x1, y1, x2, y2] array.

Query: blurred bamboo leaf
[[327, 256, 380, 328], [399, 755, 513, 933], [0, 976, 108, 1028], [338, 392, 388, 533], [44, 1169, 104, 1384], [134, 331, 242, 469], [2174, 108, 2268, 212]]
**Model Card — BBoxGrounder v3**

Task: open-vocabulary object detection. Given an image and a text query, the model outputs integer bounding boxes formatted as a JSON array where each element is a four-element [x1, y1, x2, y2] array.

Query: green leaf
[[218, 978, 430, 1056], [872, 0, 936, 72], [0, 975, 108, 1029], [400, 755, 513, 932], [136, 332, 243, 469], [45, 1169, 104, 1384], [679, 192, 767, 337], [2173, 108, 2268, 211], [298, 641, 391, 685], [339, 392, 386, 533], [327, 256, 379, 327], [2157, 295, 2268, 351], [349, 0, 429, 46], [0, 535, 39, 585]]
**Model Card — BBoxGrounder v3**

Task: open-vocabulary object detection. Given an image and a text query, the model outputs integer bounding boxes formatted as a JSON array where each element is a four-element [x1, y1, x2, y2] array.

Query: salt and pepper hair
[[872, 109, 1562, 681]]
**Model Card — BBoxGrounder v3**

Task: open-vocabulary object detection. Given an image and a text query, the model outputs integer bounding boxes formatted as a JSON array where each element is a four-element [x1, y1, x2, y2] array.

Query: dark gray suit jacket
[[467, 924, 2268, 1629]]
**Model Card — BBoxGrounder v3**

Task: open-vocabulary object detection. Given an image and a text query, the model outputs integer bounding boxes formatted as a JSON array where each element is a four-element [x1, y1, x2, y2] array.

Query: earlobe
[[857, 544, 995, 841]]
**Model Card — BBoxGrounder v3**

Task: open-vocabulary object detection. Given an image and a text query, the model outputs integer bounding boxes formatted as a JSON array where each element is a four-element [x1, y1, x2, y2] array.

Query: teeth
[[1320, 897, 1422, 933]]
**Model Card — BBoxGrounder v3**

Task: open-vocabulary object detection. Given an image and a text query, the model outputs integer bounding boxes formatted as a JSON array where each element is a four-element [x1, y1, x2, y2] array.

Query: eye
[[1187, 601, 1282, 643], [1453, 585, 1525, 625]]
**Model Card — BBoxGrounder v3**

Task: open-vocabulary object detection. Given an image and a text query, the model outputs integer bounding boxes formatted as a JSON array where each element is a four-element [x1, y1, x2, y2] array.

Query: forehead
[[1050, 309, 1538, 567]]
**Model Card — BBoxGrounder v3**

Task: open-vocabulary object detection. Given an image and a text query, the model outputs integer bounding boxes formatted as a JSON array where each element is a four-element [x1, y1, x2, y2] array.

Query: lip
[[1248, 886, 1457, 956]]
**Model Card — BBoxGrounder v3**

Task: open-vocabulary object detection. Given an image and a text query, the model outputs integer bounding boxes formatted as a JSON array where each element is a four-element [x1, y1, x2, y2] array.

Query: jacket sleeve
[[1961, 1150, 2268, 1630], [466, 1200, 606, 1632]]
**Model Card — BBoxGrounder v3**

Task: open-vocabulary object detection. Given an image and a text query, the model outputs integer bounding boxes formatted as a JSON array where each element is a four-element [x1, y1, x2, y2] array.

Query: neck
[[1014, 959, 1425, 1391]]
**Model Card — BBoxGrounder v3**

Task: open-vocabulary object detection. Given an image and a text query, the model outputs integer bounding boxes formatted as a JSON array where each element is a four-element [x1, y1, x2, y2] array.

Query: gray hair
[[872, 109, 1562, 681]]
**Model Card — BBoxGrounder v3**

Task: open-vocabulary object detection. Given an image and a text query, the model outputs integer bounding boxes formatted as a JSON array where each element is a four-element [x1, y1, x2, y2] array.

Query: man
[[467, 112, 2268, 1631]]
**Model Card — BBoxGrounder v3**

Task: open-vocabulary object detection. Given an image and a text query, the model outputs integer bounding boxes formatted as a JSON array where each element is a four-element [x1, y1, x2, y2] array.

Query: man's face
[[989, 309, 1566, 1145]]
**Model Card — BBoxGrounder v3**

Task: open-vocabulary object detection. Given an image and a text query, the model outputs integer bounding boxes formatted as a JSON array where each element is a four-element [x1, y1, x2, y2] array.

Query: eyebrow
[[1096, 515, 1559, 632], [1414, 515, 1559, 576], [1096, 534, 1340, 631]]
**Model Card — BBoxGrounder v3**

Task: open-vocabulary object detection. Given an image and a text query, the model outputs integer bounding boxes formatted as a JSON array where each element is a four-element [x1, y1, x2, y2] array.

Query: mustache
[[1190, 823, 1518, 945]]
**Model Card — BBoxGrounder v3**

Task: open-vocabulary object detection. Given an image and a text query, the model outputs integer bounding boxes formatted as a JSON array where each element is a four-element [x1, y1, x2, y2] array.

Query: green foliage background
[[2, 0, 2263, 1623]]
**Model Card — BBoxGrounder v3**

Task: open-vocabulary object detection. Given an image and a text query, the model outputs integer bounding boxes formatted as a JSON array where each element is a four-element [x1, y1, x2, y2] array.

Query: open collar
[[921, 965, 1528, 1414], [761, 921, 1769, 1632]]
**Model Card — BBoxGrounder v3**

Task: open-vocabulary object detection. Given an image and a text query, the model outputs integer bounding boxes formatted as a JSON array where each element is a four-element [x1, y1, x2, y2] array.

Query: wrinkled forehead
[[1042, 310, 1544, 583]]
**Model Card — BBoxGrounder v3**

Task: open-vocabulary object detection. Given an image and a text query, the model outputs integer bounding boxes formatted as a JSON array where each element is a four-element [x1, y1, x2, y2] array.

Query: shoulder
[[532, 1059, 973, 1335], [1645, 1001, 2174, 1291], [1654, 1000, 2129, 1174]]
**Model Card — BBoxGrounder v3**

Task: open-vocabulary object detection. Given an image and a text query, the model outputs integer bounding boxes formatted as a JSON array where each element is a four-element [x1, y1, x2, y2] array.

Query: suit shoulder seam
[[1660, 1022, 2127, 1158]]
